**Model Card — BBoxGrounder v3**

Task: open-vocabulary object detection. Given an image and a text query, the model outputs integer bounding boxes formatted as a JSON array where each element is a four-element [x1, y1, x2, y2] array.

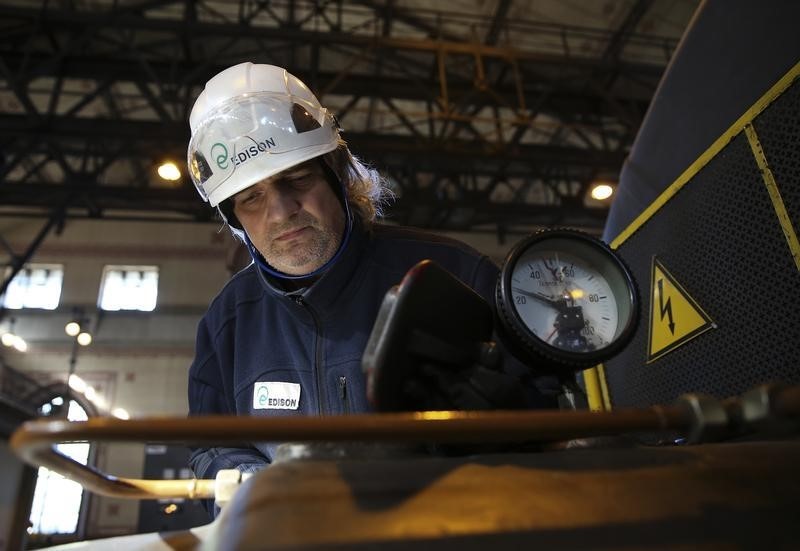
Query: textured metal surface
[[213, 440, 800, 550], [605, 76, 800, 406]]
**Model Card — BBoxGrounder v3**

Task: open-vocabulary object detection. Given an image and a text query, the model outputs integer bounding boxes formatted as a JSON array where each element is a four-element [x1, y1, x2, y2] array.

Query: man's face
[[232, 160, 346, 276]]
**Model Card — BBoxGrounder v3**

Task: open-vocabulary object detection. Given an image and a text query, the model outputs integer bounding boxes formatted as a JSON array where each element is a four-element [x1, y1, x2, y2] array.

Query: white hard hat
[[187, 62, 340, 207]]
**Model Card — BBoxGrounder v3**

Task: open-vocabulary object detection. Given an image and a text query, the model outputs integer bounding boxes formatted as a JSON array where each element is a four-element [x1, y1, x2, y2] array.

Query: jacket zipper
[[338, 376, 350, 415], [293, 295, 326, 415]]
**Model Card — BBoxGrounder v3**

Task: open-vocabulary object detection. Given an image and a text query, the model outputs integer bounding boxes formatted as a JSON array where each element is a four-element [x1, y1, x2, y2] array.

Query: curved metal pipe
[[10, 407, 692, 501]]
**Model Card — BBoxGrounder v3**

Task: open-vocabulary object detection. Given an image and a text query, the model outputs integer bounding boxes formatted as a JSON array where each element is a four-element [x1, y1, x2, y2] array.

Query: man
[[186, 63, 551, 510]]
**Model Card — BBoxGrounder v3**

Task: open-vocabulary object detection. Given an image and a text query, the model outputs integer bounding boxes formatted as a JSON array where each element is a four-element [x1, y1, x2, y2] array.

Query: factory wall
[[1, 216, 235, 537]]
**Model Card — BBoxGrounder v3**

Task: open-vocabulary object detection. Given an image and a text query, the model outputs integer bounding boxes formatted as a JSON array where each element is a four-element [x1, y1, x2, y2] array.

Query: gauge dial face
[[510, 249, 619, 353], [497, 230, 638, 369]]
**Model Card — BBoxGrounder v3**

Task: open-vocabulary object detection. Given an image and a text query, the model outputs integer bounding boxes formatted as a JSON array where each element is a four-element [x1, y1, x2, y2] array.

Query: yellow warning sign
[[648, 257, 714, 363]]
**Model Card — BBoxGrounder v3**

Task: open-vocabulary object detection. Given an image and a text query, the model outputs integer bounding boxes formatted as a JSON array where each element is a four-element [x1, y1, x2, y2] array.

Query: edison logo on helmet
[[230, 136, 278, 168], [211, 142, 229, 170]]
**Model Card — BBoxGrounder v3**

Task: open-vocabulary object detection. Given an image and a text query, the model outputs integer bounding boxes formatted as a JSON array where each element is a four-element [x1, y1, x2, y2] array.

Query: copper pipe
[[11, 407, 692, 501]]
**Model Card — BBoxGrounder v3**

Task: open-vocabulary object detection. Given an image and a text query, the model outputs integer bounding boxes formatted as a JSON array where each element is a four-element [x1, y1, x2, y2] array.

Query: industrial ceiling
[[0, 0, 697, 240]]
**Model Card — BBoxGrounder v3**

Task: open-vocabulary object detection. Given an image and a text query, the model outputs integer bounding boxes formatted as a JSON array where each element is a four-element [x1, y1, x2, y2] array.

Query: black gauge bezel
[[496, 229, 639, 370]]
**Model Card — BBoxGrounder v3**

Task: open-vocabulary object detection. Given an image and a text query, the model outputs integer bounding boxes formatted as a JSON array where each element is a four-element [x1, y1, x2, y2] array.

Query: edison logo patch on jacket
[[253, 382, 301, 410]]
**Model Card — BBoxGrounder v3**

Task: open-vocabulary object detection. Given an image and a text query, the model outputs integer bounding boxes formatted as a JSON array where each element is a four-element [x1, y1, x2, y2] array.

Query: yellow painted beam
[[582, 367, 605, 412], [744, 124, 800, 272], [596, 363, 612, 411]]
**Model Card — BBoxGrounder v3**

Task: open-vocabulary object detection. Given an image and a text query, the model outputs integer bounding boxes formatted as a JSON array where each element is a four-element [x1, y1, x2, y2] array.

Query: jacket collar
[[254, 217, 369, 315]]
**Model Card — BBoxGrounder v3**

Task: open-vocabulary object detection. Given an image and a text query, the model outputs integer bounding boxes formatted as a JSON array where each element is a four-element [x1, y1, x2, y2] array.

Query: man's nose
[[265, 187, 300, 222]]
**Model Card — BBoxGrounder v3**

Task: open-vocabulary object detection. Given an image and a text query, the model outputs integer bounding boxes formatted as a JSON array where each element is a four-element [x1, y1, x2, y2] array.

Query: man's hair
[[322, 139, 392, 224], [218, 141, 392, 235]]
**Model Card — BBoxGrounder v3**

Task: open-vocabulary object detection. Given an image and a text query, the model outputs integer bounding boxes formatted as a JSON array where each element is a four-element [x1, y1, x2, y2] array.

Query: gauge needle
[[512, 287, 563, 308]]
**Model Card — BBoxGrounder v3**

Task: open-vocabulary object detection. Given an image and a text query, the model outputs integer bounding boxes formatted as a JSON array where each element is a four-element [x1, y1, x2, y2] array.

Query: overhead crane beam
[[0, 1, 678, 233]]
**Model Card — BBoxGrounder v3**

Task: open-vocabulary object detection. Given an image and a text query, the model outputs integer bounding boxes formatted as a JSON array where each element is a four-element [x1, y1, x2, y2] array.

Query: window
[[29, 399, 90, 535], [1, 264, 63, 310], [98, 265, 158, 311]]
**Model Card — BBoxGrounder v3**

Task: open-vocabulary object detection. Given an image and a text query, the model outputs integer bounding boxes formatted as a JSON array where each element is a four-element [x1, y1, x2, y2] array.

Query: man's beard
[[257, 212, 342, 274]]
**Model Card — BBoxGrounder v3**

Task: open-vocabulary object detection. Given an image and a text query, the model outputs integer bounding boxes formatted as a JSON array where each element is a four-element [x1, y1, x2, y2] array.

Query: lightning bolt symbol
[[657, 278, 675, 335]]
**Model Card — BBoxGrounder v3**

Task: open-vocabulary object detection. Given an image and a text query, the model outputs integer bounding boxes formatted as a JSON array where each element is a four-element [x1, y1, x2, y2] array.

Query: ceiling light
[[157, 162, 181, 181], [68, 374, 87, 393], [77, 332, 92, 346], [12, 336, 28, 352], [92, 394, 108, 410], [65, 321, 81, 336], [68, 374, 87, 392], [591, 184, 614, 201], [1, 332, 15, 347]]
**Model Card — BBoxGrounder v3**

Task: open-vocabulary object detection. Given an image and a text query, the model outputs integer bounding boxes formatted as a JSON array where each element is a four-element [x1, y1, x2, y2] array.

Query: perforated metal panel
[[605, 77, 800, 408]]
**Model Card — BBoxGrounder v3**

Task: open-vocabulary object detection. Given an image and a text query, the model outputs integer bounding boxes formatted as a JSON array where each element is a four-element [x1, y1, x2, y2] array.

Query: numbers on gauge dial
[[510, 250, 619, 352]]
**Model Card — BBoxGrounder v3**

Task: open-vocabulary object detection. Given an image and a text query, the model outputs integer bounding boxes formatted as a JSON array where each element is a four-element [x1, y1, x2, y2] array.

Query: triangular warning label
[[648, 257, 714, 363]]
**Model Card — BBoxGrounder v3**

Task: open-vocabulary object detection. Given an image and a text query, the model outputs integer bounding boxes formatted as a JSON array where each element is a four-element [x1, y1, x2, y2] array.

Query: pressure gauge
[[496, 229, 638, 370]]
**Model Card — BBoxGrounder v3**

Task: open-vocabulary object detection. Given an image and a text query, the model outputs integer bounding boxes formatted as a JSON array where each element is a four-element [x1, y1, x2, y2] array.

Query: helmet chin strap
[[243, 189, 353, 282]]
